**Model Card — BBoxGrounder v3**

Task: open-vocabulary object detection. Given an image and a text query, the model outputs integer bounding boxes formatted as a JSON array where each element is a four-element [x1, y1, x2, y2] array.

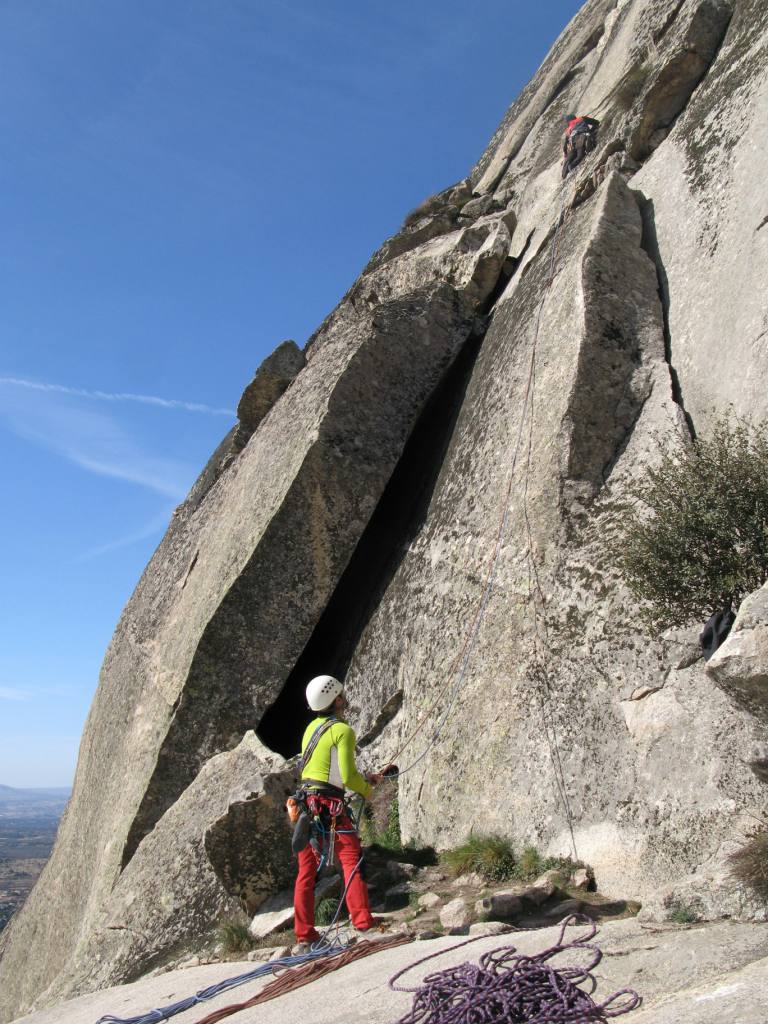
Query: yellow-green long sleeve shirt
[[300, 716, 372, 799]]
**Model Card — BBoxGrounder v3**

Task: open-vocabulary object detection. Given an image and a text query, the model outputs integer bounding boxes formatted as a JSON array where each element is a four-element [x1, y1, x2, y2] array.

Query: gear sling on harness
[[287, 715, 349, 871]]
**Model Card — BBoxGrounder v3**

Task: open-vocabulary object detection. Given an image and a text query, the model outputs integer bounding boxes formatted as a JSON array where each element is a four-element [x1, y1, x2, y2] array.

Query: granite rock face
[[232, 341, 306, 452], [48, 735, 295, 1003], [0, 246, 492, 1019], [3, 0, 768, 1019], [707, 583, 768, 724], [9, 919, 768, 1024]]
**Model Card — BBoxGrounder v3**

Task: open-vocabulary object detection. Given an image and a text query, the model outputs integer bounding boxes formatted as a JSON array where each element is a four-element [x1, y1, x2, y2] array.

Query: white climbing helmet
[[306, 674, 343, 712]]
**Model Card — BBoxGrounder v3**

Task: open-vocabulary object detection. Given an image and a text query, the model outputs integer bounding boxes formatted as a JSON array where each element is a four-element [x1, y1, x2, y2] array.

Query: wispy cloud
[[0, 687, 32, 701], [0, 376, 235, 417], [0, 385, 195, 500], [73, 507, 173, 562]]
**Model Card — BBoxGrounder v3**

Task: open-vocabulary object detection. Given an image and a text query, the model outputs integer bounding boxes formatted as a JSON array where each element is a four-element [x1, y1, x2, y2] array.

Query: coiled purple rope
[[389, 915, 641, 1024]]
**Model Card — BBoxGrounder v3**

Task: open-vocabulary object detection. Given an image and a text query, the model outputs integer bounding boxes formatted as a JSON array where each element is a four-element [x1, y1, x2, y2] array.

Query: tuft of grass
[[441, 835, 587, 886], [668, 903, 699, 925], [514, 846, 543, 879], [315, 897, 345, 926], [511, 848, 583, 883], [729, 827, 768, 900], [361, 796, 404, 852], [217, 917, 254, 954], [441, 834, 516, 882]]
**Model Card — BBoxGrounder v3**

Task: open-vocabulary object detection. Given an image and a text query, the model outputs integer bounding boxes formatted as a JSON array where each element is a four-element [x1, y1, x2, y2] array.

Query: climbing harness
[[389, 915, 641, 1024], [287, 785, 359, 873]]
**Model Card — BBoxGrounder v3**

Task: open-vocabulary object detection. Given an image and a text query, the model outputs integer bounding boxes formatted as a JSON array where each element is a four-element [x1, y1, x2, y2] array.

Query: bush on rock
[[614, 415, 768, 628]]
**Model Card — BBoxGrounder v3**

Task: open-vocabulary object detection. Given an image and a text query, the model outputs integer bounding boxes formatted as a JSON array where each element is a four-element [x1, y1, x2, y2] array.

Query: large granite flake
[[343, 172, 765, 904], [0, 231, 498, 1018]]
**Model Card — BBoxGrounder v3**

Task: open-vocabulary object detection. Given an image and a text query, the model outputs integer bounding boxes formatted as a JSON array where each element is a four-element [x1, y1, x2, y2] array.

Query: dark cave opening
[[256, 321, 487, 758]]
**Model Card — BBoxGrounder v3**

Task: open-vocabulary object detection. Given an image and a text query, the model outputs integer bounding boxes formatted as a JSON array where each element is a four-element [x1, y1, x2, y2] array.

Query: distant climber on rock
[[290, 674, 384, 952], [562, 113, 600, 178]]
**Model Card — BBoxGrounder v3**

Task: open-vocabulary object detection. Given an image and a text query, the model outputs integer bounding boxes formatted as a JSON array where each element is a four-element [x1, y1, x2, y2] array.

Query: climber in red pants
[[293, 674, 384, 950]]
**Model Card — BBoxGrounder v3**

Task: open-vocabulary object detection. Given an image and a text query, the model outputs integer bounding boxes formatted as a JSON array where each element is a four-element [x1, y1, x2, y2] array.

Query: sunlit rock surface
[[2, 0, 767, 1018]]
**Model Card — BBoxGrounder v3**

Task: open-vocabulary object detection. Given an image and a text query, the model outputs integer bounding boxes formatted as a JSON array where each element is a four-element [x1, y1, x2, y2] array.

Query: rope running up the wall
[[381, 187, 580, 861]]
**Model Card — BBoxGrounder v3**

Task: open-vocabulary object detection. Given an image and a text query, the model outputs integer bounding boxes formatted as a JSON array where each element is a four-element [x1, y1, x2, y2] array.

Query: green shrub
[[613, 415, 768, 628], [361, 795, 403, 852], [441, 834, 517, 881], [668, 903, 699, 925], [441, 836, 587, 886], [217, 917, 253, 954], [728, 827, 768, 901]]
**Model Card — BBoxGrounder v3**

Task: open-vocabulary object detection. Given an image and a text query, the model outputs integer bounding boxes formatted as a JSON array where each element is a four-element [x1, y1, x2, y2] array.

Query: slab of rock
[[246, 945, 291, 963], [637, 864, 768, 925], [475, 892, 523, 921], [632, 0, 768, 430], [469, 920, 513, 936], [417, 892, 442, 910], [5, 3, 768, 1021], [520, 869, 561, 906], [570, 868, 592, 891], [247, 892, 294, 941], [17, 734, 296, 1003], [439, 898, 472, 933], [348, 164, 766, 918], [0, 270, 485, 1019], [451, 872, 486, 888], [248, 876, 339, 940], [233, 341, 306, 452], [12, 919, 768, 1024], [706, 583, 768, 723]]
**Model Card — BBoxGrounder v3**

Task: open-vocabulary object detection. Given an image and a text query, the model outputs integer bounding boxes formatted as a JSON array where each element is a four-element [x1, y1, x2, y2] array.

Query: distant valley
[[0, 786, 70, 932]]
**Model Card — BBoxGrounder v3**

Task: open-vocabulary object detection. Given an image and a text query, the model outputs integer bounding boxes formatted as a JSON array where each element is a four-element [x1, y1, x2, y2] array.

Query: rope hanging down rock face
[[379, 188, 580, 860], [389, 915, 641, 1024]]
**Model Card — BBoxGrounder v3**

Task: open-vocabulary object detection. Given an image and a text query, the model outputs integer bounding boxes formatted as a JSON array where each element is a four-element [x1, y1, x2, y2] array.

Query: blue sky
[[0, 0, 582, 787]]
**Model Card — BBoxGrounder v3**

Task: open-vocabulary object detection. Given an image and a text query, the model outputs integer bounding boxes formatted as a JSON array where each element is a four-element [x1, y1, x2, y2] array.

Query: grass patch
[[361, 795, 438, 866], [729, 827, 768, 901], [315, 897, 345, 926], [441, 835, 586, 884], [515, 848, 585, 884], [441, 834, 517, 881], [217, 917, 254, 955], [361, 796, 403, 851], [668, 903, 699, 925]]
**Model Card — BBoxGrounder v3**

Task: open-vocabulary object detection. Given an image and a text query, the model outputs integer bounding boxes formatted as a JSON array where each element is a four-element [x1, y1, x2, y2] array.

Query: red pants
[[293, 806, 375, 942]]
